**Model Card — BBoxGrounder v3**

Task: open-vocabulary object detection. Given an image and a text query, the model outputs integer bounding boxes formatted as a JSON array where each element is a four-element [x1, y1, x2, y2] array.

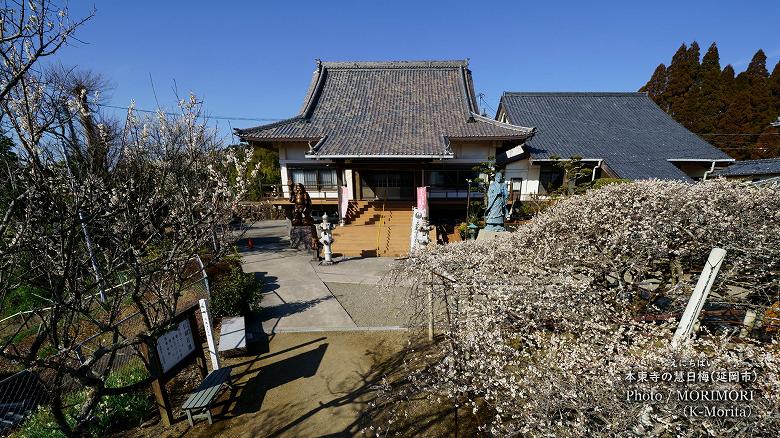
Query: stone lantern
[[319, 213, 335, 264]]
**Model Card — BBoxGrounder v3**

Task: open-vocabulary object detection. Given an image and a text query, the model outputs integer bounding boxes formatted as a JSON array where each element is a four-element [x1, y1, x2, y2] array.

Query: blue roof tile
[[499, 92, 733, 180]]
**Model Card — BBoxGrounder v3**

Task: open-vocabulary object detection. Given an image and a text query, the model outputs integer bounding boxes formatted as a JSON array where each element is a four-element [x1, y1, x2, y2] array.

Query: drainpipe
[[591, 160, 603, 182], [702, 161, 717, 181]]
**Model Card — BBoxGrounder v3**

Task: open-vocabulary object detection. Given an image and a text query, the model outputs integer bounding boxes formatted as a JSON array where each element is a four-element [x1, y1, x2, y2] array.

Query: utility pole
[[59, 101, 106, 302]]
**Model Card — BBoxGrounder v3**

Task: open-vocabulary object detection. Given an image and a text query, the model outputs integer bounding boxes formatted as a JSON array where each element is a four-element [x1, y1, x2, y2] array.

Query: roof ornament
[[442, 136, 453, 156]]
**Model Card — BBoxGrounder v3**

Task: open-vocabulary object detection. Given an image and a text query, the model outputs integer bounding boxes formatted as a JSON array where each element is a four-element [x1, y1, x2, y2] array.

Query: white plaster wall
[[456, 142, 492, 160], [344, 169, 354, 200], [441, 140, 490, 161], [505, 159, 541, 200], [277, 142, 336, 198], [280, 163, 289, 196], [283, 143, 309, 160]]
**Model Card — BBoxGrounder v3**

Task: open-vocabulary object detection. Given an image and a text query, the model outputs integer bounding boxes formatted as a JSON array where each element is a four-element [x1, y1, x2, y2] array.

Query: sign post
[[671, 248, 727, 348], [199, 298, 220, 371]]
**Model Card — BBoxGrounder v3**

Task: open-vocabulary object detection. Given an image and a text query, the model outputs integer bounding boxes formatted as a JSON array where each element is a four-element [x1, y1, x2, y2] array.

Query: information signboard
[[156, 319, 196, 374]]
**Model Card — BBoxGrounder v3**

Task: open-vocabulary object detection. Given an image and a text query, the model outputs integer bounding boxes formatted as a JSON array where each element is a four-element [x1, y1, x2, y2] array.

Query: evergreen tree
[[664, 42, 700, 130], [767, 61, 780, 116], [640, 64, 668, 103], [694, 43, 724, 134], [718, 90, 754, 159], [756, 124, 780, 158], [740, 50, 773, 135], [639, 64, 667, 101], [642, 43, 780, 159], [745, 49, 769, 78]]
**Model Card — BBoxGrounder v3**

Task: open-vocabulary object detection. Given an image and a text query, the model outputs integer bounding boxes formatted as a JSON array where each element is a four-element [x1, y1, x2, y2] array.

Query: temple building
[[236, 61, 734, 256], [495, 92, 735, 198], [235, 60, 534, 256]]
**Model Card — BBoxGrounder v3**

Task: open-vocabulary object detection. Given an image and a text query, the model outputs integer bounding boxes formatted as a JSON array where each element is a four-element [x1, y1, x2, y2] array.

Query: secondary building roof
[[713, 158, 780, 177], [236, 60, 534, 158], [497, 92, 733, 180]]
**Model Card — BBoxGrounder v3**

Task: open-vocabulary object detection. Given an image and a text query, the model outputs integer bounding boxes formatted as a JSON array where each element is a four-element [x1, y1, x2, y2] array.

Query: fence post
[[672, 247, 726, 348], [198, 299, 220, 371]]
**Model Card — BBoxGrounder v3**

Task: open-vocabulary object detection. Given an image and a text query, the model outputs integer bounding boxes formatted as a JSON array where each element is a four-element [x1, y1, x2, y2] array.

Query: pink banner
[[416, 186, 428, 212]]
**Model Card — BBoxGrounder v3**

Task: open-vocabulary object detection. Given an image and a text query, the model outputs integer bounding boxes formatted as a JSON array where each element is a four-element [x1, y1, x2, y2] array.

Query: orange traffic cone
[[247, 238, 254, 249]]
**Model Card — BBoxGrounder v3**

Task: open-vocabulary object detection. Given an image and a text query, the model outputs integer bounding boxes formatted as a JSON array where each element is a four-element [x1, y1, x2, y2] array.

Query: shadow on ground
[[205, 333, 477, 437], [217, 343, 328, 417], [129, 332, 479, 438], [260, 296, 335, 320]]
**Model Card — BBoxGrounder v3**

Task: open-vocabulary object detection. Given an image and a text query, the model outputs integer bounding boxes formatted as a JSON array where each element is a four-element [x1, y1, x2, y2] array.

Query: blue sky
[[56, 0, 780, 140]]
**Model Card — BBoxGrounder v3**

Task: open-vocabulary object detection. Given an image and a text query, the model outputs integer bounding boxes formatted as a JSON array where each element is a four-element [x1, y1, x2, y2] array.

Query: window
[[289, 168, 338, 190], [426, 169, 479, 188], [539, 164, 564, 193]]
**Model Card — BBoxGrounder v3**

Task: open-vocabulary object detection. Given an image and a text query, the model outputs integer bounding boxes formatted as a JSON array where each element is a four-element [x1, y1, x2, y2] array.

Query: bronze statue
[[485, 171, 509, 231], [289, 182, 314, 226]]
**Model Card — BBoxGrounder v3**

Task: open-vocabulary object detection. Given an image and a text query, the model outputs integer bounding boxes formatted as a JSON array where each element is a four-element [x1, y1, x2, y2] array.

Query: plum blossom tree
[[1, 0, 94, 105], [0, 38, 257, 437], [387, 180, 780, 437]]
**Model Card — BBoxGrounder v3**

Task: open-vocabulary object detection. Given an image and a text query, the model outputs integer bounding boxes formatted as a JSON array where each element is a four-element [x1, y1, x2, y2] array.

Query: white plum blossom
[[385, 179, 780, 437]]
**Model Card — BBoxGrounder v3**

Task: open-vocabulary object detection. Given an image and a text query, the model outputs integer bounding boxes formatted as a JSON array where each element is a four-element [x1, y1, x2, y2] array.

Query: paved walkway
[[239, 221, 357, 333], [238, 221, 410, 332], [311, 256, 396, 285]]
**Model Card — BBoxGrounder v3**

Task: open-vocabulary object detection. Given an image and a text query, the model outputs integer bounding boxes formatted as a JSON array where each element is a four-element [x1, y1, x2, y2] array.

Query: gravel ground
[[324, 282, 415, 328]]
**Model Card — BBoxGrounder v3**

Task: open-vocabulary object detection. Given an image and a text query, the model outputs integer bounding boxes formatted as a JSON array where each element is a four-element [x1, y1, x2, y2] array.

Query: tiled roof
[[236, 60, 534, 158], [498, 92, 733, 180], [713, 158, 780, 177]]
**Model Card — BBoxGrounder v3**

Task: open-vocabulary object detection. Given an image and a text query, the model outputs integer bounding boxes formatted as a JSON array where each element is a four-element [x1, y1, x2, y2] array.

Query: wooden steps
[[332, 201, 413, 257]]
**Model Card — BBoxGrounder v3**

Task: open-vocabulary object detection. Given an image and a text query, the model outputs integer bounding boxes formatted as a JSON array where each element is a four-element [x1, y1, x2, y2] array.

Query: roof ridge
[[503, 92, 647, 97], [730, 157, 780, 164], [470, 112, 535, 134], [234, 115, 303, 135], [320, 60, 468, 69]]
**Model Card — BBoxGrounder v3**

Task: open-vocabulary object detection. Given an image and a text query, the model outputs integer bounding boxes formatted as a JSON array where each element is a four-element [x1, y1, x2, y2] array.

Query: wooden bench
[[181, 367, 232, 426]]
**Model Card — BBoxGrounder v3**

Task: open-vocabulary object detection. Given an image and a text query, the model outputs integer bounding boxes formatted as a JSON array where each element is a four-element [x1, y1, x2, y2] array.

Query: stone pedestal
[[290, 225, 319, 257], [476, 229, 510, 242]]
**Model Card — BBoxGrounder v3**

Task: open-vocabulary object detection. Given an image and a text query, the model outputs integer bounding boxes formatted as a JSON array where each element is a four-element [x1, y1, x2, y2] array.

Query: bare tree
[[1, 0, 94, 104], [49, 66, 117, 174], [1, 27, 258, 432]]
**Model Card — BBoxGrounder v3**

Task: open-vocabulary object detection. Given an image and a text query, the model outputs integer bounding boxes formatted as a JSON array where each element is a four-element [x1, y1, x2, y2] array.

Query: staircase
[[332, 200, 413, 257]]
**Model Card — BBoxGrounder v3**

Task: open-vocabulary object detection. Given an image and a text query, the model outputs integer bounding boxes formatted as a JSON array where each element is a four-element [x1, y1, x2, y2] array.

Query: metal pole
[[465, 180, 471, 222]]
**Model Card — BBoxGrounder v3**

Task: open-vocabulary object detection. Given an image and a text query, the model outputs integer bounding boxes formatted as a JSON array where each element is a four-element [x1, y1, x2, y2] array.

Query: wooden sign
[[142, 303, 208, 426]]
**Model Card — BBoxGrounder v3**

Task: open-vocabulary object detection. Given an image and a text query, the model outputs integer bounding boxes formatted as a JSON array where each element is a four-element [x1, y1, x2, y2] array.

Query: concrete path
[[238, 221, 357, 333], [311, 256, 397, 285]]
